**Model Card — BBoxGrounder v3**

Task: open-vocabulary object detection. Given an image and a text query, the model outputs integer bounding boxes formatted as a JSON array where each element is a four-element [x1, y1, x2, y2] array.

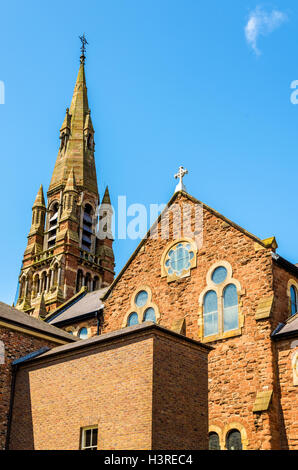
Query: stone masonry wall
[[101, 193, 289, 449], [275, 337, 298, 450]]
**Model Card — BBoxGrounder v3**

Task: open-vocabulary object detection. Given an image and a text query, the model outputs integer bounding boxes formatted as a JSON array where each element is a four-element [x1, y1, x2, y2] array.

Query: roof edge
[[272, 253, 298, 277], [15, 322, 212, 367], [45, 287, 88, 323]]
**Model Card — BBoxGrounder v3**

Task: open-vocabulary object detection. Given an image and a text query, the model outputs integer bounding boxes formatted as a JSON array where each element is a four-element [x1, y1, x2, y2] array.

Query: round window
[[212, 266, 228, 284], [165, 243, 194, 277], [135, 290, 148, 307]]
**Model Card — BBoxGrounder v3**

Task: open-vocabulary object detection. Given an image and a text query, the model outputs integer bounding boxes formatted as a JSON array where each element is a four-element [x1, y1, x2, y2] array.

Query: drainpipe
[[5, 363, 18, 450]]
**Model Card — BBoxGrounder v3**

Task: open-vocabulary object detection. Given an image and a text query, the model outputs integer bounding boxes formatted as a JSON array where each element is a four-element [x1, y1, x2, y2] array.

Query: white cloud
[[245, 6, 287, 55]]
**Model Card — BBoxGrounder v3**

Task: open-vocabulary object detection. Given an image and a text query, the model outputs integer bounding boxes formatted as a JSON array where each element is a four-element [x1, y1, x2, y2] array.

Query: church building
[[1, 40, 298, 451]]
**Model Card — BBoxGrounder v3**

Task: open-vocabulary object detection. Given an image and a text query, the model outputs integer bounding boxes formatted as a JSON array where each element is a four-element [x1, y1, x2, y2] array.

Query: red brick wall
[[152, 334, 208, 450], [0, 326, 57, 450], [9, 328, 209, 450]]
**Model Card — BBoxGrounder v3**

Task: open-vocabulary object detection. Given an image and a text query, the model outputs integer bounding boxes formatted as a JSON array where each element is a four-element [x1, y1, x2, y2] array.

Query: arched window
[[143, 307, 156, 322], [19, 277, 25, 299], [226, 429, 242, 450], [209, 432, 220, 450], [93, 276, 100, 291], [223, 284, 239, 332], [290, 286, 298, 316], [127, 312, 139, 327], [41, 271, 47, 293], [85, 273, 91, 291], [203, 290, 218, 337], [200, 263, 242, 341], [82, 204, 93, 252], [52, 264, 59, 287], [33, 275, 40, 297], [48, 203, 59, 248], [76, 270, 84, 293], [78, 327, 88, 339], [125, 287, 160, 327]]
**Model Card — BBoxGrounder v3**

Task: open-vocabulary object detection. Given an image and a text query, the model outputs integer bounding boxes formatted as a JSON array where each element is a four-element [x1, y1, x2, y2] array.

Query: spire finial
[[79, 33, 88, 64], [174, 166, 188, 193]]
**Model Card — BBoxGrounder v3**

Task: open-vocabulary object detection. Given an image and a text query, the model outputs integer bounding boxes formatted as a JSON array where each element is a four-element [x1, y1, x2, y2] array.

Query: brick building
[[1, 43, 298, 450], [8, 323, 210, 450], [0, 302, 77, 450]]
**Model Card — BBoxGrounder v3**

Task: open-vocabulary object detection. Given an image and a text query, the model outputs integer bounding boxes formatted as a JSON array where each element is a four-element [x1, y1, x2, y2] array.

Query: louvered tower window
[[48, 203, 59, 248], [82, 204, 93, 252]]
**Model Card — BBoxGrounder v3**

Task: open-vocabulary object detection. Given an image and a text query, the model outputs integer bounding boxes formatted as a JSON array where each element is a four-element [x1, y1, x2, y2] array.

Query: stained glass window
[[203, 290, 218, 337], [212, 266, 228, 284], [127, 312, 139, 326], [143, 307, 156, 322], [78, 327, 88, 339], [135, 290, 148, 307], [223, 284, 238, 332], [209, 432, 220, 450], [290, 286, 298, 316], [226, 430, 242, 450], [165, 243, 194, 277]]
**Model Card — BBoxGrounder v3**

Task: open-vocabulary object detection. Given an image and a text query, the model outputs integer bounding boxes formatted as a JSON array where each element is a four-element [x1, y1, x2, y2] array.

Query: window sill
[[201, 327, 242, 343]]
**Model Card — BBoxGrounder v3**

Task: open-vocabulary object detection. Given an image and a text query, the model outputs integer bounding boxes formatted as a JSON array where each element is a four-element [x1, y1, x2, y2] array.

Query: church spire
[[16, 39, 115, 317], [33, 185, 46, 208], [48, 36, 98, 196]]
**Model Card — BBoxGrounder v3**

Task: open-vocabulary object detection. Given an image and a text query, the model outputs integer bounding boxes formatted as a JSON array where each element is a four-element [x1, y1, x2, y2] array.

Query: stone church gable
[[102, 190, 275, 340]]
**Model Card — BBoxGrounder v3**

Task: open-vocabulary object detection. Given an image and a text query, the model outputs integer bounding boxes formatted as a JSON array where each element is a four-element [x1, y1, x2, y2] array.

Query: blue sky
[[0, 1, 297, 305]]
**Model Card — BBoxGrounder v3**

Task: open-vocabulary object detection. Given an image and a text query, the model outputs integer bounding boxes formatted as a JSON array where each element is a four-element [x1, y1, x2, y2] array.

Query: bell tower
[[16, 37, 115, 316]]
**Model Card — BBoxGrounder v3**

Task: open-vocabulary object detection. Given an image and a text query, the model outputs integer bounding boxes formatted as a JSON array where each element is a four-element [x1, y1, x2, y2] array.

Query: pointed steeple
[[33, 185, 46, 208], [60, 107, 71, 133], [64, 167, 77, 193], [48, 56, 98, 196], [28, 185, 46, 238], [98, 186, 113, 241], [32, 293, 47, 319], [101, 186, 111, 205], [60, 167, 78, 223]]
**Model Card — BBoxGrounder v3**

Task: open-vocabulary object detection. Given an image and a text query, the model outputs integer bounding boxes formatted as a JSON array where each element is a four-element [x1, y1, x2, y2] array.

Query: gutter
[[50, 306, 104, 328]]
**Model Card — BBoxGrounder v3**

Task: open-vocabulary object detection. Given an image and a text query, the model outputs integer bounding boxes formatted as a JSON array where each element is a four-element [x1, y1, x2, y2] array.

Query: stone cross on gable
[[174, 166, 188, 193]]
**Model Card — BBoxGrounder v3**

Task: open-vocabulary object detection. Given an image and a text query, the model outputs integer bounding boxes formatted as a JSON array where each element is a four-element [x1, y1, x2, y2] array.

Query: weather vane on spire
[[79, 33, 88, 64]]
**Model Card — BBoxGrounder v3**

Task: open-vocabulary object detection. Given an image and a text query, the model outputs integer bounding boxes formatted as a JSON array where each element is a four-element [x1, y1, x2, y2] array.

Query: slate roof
[[272, 313, 298, 340], [0, 302, 78, 342], [46, 287, 108, 326]]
